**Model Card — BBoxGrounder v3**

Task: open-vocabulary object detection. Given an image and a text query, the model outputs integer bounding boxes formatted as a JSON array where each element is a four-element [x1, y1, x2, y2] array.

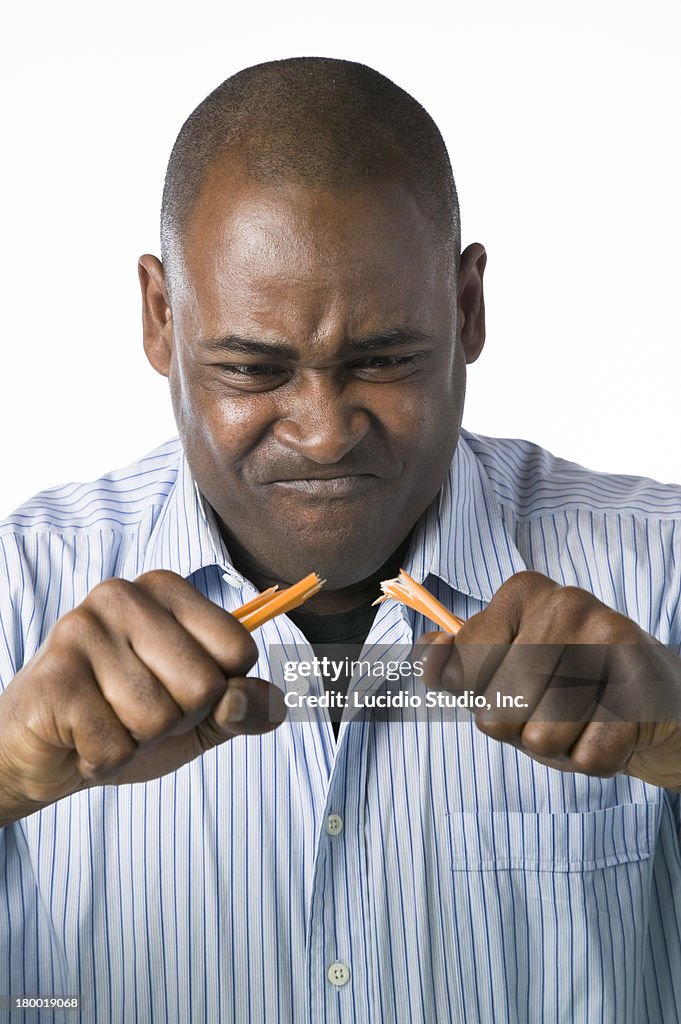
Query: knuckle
[[136, 702, 183, 740], [498, 570, 533, 592], [182, 664, 226, 710], [554, 585, 587, 603], [85, 577, 136, 614], [228, 626, 259, 667], [587, 615, 620, 645], [545, 586, 587, 616], [521, 724, 564, 758], [136, 569, 183, 594], [540, 586, 599, 638], [500, 571, 555, 601], [476, 718, 516, 743], [80, 737, 137, 780], [604, 612, 639, 644], [50, 607, 101, 651], [569, 747, 604, 775], [121, 674, 184, 737]]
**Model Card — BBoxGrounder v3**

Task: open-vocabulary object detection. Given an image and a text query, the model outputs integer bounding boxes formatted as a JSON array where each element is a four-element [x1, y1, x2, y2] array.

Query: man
[[0, 57, 680, 1023]]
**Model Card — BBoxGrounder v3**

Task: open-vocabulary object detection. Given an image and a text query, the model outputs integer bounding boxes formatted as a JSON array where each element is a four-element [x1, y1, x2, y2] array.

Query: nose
[[272, 374, 371, 464]]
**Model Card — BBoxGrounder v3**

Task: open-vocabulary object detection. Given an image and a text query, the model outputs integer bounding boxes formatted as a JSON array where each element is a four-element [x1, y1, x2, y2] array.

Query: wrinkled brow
[[198, 327, 434, 359]]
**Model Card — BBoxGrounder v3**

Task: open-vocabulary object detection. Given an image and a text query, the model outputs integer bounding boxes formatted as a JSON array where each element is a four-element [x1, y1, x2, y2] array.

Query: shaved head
[[160, 57, 460, 294]]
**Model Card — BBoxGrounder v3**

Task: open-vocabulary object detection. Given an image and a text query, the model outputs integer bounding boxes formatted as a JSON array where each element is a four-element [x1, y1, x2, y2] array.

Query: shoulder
[[0, 439, 185, 676], [0, 438, 183, 538], [460, 429, 681, 522], [0, 437, 184, 601], [459, 431, 681, 643], [0, 439, 187, 680]]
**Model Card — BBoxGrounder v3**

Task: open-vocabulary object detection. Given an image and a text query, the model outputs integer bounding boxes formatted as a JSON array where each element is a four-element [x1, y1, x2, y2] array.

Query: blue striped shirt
[[1, 429, 681, 1023]]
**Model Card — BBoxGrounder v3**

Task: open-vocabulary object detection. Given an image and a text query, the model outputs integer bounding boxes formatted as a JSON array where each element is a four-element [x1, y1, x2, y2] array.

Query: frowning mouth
[[269, 475, 377, 496]]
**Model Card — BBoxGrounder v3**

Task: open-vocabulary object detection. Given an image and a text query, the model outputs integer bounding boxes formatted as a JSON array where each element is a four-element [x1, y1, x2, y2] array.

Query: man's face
[[145, 162, 474, 590]]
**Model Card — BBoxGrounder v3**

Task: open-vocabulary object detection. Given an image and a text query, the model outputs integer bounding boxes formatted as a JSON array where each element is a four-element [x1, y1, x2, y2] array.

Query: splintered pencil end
[[235, 571, 326, 631], [375, 567, 465, 635]]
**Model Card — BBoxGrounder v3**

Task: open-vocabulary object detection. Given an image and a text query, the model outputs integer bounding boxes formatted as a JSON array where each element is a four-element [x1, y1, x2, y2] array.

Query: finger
[[86, 638, 189, 743], [452, 601, 521, 694], [74, 599, 234, 731], [135, 570, 259, 673], [71, 688, 140, 782], [417, 632, 458, 688], [416, 573, 559, 693], [417, 600, 518, 694], [475, 642, 564, 741], [86, 572, 258, 677], [477, 641, 606, 744], [480, 571, 561, 634], [564, 719, 638, 777], [105, 676, 287, 787]]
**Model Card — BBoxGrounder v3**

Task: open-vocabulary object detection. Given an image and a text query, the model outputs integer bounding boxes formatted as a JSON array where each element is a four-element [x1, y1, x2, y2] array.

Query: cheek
[[381, 381, 456, 457], [171, 375, 277, 465]]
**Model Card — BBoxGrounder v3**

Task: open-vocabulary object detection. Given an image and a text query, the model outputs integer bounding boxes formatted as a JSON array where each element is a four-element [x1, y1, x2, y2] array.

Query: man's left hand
[[418, 571, 681, 791]]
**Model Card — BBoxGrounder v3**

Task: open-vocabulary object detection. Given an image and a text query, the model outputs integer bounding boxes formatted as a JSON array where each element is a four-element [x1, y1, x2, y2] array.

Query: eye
[[351, 355, 419, 380], [216, 364, 290, 390]]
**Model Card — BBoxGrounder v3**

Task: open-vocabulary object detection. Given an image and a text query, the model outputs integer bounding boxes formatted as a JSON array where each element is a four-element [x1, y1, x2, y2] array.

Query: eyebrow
[[199, 327, 432, 360], [198, 327, 434, 360]]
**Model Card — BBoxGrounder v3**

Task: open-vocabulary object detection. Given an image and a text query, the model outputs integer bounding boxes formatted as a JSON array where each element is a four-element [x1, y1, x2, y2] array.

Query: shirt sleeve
[[0, 532, 25, 691], [663, 519, 681, 842]]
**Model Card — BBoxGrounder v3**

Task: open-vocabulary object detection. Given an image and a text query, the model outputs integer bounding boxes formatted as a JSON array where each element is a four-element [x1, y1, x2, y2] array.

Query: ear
[[457, 242, 487, 364], [138, 254, 173, 377]]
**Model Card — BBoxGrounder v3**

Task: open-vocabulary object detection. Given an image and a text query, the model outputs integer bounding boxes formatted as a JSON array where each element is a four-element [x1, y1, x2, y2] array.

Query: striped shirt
[[1, 429, 681, 1024]]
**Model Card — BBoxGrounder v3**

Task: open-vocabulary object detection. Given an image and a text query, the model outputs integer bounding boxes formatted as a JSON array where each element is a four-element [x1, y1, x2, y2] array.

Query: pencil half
[[374, 568, 464, 635], [235, 572, 325, 632]]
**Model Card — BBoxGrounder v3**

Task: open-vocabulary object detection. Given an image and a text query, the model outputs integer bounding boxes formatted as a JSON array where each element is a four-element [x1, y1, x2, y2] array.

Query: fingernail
[[224, 689, 249, 723], [420, 635, 454, 666]]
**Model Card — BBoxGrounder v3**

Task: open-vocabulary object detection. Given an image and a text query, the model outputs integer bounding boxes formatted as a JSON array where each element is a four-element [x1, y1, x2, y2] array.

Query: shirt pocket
[[440, 801, 660, 1023], [446, 800, 658, 871]]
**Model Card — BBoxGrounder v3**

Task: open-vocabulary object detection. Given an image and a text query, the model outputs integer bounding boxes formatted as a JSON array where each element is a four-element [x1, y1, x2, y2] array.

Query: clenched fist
[[419, 571, 681, 791], [0, 570, 286, 825]]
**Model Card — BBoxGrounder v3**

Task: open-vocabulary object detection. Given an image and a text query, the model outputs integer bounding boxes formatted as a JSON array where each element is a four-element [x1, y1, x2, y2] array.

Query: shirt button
[[327, 962, 351, 987], [325, 814, 343, 836], [289, 677, 310, 696]]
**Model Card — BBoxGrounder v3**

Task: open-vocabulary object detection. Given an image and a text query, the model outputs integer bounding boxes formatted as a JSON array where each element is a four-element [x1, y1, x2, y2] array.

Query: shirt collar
[[141, 451, 233, 579], [404, 428, 527, 603], [141, 430, 526, 602]]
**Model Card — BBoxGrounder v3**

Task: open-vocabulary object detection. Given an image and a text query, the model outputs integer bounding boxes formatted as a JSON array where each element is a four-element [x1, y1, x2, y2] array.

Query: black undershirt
[[288, 602, 377, 740]]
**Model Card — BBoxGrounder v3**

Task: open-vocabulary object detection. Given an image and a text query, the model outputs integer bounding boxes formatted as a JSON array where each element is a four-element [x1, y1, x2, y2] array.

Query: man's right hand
[[0, 570, 286, 825]]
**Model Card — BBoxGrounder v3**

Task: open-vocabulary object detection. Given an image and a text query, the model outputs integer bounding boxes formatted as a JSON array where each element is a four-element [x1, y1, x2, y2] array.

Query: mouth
[[269, 474, 378, 496]]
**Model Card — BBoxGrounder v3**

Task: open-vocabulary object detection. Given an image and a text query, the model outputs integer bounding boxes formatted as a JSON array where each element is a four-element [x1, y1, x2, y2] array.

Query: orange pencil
[[373, 568, 464, 634], [233, 572, 324, 631]]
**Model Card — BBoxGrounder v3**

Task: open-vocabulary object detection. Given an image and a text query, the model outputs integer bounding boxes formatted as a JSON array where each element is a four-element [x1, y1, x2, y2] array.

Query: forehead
[[176, 160, 452, 339]]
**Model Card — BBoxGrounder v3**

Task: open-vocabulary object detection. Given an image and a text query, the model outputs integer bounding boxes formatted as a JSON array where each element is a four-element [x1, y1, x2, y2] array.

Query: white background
[[1, 0, 679, 516]]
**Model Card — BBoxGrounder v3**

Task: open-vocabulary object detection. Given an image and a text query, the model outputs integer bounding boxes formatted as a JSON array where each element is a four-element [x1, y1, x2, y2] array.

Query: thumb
[[416, 605, 516, 693], [415, 632, 458, 689], [202, 677, 288, 744]]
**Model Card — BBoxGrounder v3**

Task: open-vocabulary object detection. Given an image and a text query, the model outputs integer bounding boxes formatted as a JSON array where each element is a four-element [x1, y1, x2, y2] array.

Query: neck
[[227, 534, 413, 614]]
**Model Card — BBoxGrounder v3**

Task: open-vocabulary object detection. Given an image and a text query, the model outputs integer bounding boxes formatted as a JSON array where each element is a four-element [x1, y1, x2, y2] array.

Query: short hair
[[160, 57, 460, 293]]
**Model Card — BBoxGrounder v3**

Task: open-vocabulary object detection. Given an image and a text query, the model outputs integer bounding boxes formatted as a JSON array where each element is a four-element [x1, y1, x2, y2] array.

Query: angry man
[[1, 57, 681, 1023]]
